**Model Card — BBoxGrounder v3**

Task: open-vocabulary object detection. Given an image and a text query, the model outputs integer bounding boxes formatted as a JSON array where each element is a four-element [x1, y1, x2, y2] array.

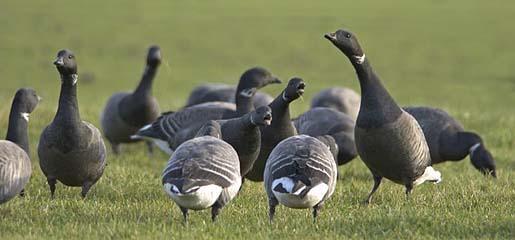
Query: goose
[[184, 67, 281, 108], [404, 106, 496, 177], [214, 106, 272, 176], [264, 135, 338, 222], [38, 49, 107, 198], [293, 107, 357, 165], [311, 87, 361, 120], [0, 88, 40, 203], [133, 68, 279, 154], [245, 78, 305, 181], [325, 29, 441, 203], [162, 121, 241, 222], [100, 46, 161, 154]]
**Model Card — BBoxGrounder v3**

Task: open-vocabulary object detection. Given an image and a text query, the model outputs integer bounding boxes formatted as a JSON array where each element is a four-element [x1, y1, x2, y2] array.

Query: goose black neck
[[349, 56, 402, 128], [234, 77, 255, 116], [133, 65, 158, 97], [241, 113, 258, 130], [269, 92, 291, 128], [457, 132, 483, 150], [55, 75, 81, 125], [5, 102, 30, 154]]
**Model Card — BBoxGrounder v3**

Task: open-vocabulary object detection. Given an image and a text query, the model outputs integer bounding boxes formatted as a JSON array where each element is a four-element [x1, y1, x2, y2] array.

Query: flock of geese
[[0, 28, 497, 223]]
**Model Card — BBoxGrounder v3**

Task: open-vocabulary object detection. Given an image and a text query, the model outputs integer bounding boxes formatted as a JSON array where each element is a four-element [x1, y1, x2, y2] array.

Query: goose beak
[[270, 77, 282, 84], [53, 57, 64, 66], [324, 32, 337, 42], [263, 113, 272, 126], [37, 95, 42, 102]]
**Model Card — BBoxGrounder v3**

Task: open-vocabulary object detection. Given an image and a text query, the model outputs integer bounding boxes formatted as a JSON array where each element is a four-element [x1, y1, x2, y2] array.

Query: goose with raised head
[[38, 49, 107, 198], [162, 121, 241, 222], [404, 106, 496, 177], [294, 107, 357, 165], [0, 88, 40, 203], [311, 87, 361, 120], [325, 29, 441, 203], [184, 67, 280, 108], [264, 135, 338, 222], [100, 46, 161, 154], [245, 77, 305, 182]]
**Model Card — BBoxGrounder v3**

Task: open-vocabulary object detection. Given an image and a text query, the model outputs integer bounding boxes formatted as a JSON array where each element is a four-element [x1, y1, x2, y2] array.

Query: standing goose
[[311, 87, 361, 120], [325, 29, 441, 203], [404, 106, 496, 177], [184, 67, 281, 108], [293, 107, 357, 165], [100, 46, 161, 154], [245, 78, 306, 181], [38, 49, 107, 198], [215, 106, 272, 176], [0, 88, 40, 203], [162, 121, 241, 222], [133, 69, 279, 154], [264, 135, 338, 222]]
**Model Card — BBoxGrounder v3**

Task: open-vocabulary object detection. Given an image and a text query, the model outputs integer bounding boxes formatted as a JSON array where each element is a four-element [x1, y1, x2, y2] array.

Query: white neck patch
[[353, 54, 366, 64], [282, 91, 289, 102], [240, 88, 255, 98], [60, 74, 79, 85], [21, 113, 30, 122], [469, 143, 481, 157]]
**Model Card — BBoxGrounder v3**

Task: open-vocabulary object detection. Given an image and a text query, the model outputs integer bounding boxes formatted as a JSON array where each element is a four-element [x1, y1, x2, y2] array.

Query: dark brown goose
[[311, 87, 361, 120], [325, 29, 441, 203], [100, 46, 161, 154], [0, 88, 40, 203], [38, 49, 107, 198]]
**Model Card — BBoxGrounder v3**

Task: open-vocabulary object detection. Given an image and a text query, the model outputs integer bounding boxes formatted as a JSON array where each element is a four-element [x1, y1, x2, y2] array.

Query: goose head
[[13, 88, 41, 117], [324, 29, 365, 64], [238, 67, 281, 98], [251, 106, 273, 126], [53, 49, 78, 84], [470, 144, 496, 178], [282, 77, 306, 102], [146, 45, 162, 67]]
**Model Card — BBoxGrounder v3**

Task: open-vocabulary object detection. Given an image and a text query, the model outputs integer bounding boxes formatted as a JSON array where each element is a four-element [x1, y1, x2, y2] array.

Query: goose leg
[[268, 197, 279, 223], [19, 189, 25, 197], [179, 206, 189, 223], [211, 202, 222, 222], [364, 174, 382, 204], [145, 141, 154, 155], [47, 178, 57, 199], [313, 202, 324, 222], [81, 182, 93, 199], [405, 183, 413, 200]]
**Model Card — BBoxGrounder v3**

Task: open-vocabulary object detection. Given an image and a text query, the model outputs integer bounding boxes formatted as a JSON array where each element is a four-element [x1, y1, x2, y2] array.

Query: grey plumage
[[162, 121, 241, 222], [311, 87, 361, 120], [325, 29, 441, 203], [38, 49, 107, 198], [404, 106, 496, 177], [101, 46, 161, 154], [0, 88, 40, 203], [293, 107, 357, 165], [245, 78, 306, 181], [264, 135, 337, 221], [186, 83, 275, 109]]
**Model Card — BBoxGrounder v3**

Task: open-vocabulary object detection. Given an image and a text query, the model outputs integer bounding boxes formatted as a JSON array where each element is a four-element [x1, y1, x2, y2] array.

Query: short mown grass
[[0, 0, 514, 239]]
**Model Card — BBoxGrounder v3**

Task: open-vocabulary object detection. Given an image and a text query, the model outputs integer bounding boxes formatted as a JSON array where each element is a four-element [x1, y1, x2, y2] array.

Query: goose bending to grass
[[185, 67, 280, 108], [325, 29, 441, 204], [311, 87, 360, 120], [101, 46, 161, 155], [264, 135, 338, 222], [404, 106, 496, 177], [294, 107, 357, 165], [0, 88, 40, 203], [162, 121, 241, 222], [38, 49, 107, 198], [245, 78, 306, 181]]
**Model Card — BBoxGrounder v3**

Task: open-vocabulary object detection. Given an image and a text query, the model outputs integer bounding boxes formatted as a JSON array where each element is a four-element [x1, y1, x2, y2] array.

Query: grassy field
[[1, 0, 514, 239]]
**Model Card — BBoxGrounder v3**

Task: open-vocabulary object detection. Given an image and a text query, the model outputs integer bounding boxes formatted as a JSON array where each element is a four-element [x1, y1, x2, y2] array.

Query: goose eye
[[68, 55, 73, 59], [345, 33, 351, 38]]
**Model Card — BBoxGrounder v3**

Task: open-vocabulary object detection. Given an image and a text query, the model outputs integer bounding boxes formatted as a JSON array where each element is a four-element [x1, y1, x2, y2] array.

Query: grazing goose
[[245, 78, 306, 181], [293, 107, 357, 165], [100, 46, 161, 154], [0, 88, 40, 203], [404, 106, 496, 177], [162, 121, 241, 222], [215, 106, 272, 176], [325, 29, 441, 203], [311, 87, 361, 120], [133, 68, 278, 154], [184, 67, 281, 108], [38, 49, 107, 198], [264, 135, 338, 222]]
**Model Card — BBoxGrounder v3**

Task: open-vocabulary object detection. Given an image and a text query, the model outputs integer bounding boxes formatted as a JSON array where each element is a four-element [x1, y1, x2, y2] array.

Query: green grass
[[1, 0, 514, 239]]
